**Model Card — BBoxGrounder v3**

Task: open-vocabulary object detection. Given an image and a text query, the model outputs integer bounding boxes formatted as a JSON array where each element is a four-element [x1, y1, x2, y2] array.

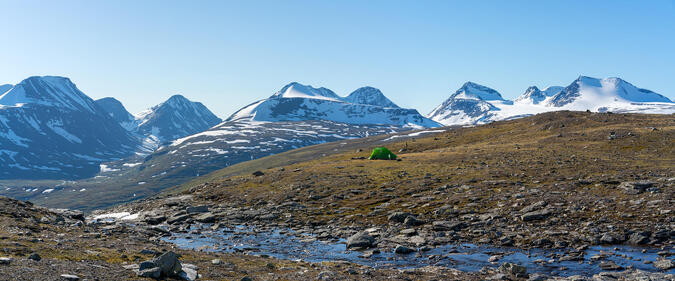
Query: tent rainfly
[[369, 147, 397, 160]]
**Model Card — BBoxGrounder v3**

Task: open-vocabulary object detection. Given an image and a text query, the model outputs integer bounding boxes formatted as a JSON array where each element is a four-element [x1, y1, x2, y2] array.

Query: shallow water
[[163, 225, 674, 277]]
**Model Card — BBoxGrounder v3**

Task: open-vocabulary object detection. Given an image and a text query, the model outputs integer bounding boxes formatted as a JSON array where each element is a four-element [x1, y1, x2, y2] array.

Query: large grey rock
[[404, 216, 425, 226], [186, 205, 209, 214], [619, 181, 655, 194], [388, 212, 412, 223], [28, 253, 41, 261], [346, 231, 376, 249], [432, 220, 466, 231], [137, 267, 162, 278], [179, 263, 199, 281], [654, 258, 674, 270], [195, 212, 216, 223], [394, 245, 415, 254], [0, 257, 10, 265], [167, 214, 190, 224], [60, 274, 80, 281], [499, 262, 527, 278], [521, 209, 552, 221], [153, 251, 182, 277]]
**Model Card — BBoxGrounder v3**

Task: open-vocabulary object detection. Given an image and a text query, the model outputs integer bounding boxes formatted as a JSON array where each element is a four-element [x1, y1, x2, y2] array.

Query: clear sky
[[1, 0, 674, 117]]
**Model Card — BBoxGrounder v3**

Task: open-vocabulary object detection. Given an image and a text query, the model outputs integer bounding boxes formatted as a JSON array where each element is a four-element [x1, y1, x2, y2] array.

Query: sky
[[1, 0, 674, 117]]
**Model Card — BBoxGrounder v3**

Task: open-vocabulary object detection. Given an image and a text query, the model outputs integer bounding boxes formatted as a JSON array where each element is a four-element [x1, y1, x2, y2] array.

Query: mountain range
[[0, 75, 673, 208], [429, 76, 673, 125]]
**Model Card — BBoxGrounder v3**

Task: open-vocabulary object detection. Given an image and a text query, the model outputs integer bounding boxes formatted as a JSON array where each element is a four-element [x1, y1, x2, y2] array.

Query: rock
[[499, 262, 527, 278], [346, 231, 376, 249], [388, 212, 412, 223], [186, 205, 209, 214], [28, 253, 41, 261], [0, 257, 10, 265], [153, 251, 182, 277], [599, 233, 623, 244], [138, 267, 162, 278], [144, 215, 167, 225], [211, 259, 222, 265], [521, 201, 547, 213], [487, 273, 507, 280], [139, 260, 157, 271], [60, 274, 80, 281], [252, 171, 264, 177], [627, 232, 650, 245], [404, 216, 425, 226], [488, 255, 501, 262], [527, 273, 548, 281], [432, 221, 466, 231], [599, 261, 623, 271], [654, 258, 674, 270], [317, 271, 335, 280], [167, 214, 190, 224], [179, 263, 199, 281], [195, 213, 216, 223], [394, 245, 415, 254], [619, 181, 655, 194], [521, 209, 552, 221]]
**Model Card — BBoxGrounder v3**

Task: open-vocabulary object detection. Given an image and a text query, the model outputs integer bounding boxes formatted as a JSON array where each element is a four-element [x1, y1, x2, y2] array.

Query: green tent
[[369, 147, 397, 160]]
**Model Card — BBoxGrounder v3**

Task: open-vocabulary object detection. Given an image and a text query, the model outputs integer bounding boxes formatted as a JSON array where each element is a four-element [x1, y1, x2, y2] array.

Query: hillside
[[122, 111, 673, 253]]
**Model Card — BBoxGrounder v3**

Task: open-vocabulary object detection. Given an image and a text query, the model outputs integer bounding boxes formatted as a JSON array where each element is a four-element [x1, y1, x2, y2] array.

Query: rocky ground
[[2, 111, 674, 280]]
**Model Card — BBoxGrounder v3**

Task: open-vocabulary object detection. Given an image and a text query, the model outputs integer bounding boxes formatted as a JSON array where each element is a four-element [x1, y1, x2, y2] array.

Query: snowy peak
[[95, 97, 136, 131], [0, 84, 12, 95], [547, 76, 672, 107], [272, 82, 341, 101], [344, 87, 399, 108], [136, 94, 221, 143], [515, 86, 563, 105], [0, 76, 98, 113], [227, 82, 439, 127], [451, 82, 504, 101]]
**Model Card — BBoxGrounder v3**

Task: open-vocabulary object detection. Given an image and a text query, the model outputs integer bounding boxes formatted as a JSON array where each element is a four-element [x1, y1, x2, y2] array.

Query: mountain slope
[[229, 82, 438, 127], [344, 87, 400, 108], [95, 97, 137, 131], [0, 76, 138, 179], [135, 95, 221, 144], [430, 76, 675, 126]]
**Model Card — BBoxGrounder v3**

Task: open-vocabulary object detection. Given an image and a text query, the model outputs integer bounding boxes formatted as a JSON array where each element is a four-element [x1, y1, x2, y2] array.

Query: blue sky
[[1, 0, 674, 117]]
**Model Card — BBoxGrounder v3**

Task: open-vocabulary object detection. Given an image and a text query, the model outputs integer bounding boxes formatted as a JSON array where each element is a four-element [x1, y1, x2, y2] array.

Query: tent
[[369, 147, 397, 160]]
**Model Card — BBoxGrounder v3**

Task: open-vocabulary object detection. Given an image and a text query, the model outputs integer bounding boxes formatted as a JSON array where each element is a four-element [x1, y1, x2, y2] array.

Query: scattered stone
[[346, 231, 375, 249], [153, 251, 182, 277], [252, 171, 264, 177], [432, 221, 466, 231], [499, 262, 527, 278], [211, 259, 222, 265], [387, 212, 412, 223], [60, 274, 80, 281], [186, 205, 209, 214], [404, 216, 425, 226], [0, 257, 10, 265], [619, 181, 655, 194], [599, 261, 623, 271], [394, 245, 414, 254], [521, 209, 552, 221], [179, 264, 199, 281], [195, 212, 216, 223], [654, 258, 674, 270], [28, 253, 41, 261]]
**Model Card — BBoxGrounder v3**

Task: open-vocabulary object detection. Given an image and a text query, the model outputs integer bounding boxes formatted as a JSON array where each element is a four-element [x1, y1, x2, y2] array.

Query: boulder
[[499, 262, 527, 278], [153, 251, 182, 277], [179, 264, 199, 281], [186, 205, 209, 214], [0, 257, 10, 265], [195, 213, 216, 223], [60, 274, 80, 281], [394, 245, 415, 254], [432, 221, 466, 231], [28, 253, 41, 261], [619, 181, 655, 194], [654, 258, 674, 270], [137, 267, 162, 278], [387, 212, 412, 223], [521, 209, 552, 221], [599, 261, 623, 271], [346, 231, 375, 249], [404, 216, 425, 227]]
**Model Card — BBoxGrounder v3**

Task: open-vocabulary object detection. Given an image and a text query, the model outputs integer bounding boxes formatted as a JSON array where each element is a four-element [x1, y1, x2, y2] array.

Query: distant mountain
[[95, 97, 137, 131], [0, 84, 12, 95], [427, 82, 507, 125], [135, 95, 221, 144], [344, 87, 400, 108], [0, 76, 138, 179], [229, 82, 438, 127], [429, 76, 675, 126], [514, 86, 563, 105]]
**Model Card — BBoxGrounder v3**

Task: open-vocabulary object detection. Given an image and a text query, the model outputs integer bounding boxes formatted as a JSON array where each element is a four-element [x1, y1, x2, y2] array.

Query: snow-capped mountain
[[344, 87, 400, 108], [0, 76, 138, 179], [427, 82, 508, 125], [514, 86, 564, 105], [113, 82, 439, 187], [429, 76, 674, 126], [0, 84, 12, 95], [134, 95, 221, 144], [95, 97, 137, 131], [229, 82, 438, 127]]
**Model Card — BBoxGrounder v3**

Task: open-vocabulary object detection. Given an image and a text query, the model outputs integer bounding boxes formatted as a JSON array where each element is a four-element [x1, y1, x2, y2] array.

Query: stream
[[163, 224, 674, 277]]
